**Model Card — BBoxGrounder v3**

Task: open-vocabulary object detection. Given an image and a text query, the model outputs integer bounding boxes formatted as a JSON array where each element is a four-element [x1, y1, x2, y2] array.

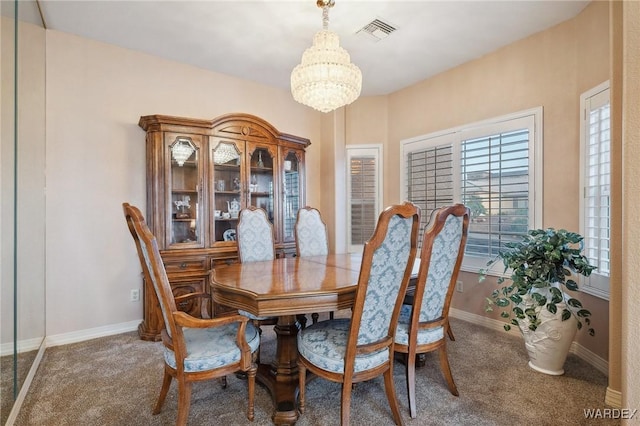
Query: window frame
[[401, 107, 543, 274], [579, 81, 610, 300], [346, 144, 383, 253]]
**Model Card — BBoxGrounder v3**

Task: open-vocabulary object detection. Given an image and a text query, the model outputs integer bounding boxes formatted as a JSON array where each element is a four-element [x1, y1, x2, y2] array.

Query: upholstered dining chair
[[236, 205, 276, 263], [235, 206, 277, 358], [297, 202, 420, 426], [294, 206, 331, 324], [122, 203, 259, 425], [394, 203, 470, 418]]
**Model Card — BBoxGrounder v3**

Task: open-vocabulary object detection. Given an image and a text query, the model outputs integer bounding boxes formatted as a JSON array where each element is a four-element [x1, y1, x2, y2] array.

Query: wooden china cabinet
[[137, 113, 310, 341]]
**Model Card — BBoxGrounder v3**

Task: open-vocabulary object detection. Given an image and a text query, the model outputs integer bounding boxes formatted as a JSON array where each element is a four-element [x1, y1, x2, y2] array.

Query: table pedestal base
[[256, 315, 301, 425]]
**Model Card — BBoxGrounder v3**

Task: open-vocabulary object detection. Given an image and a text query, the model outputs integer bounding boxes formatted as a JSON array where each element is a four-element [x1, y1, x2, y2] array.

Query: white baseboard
[[0, 336, 45, 357], [45, 320, 140, 348], [5, 342, 46, 426], [449, 308, 609, 375]]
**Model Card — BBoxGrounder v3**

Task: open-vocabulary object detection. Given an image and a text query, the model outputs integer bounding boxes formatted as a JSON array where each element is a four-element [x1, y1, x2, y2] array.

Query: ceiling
[[36, 0, 590, 97]]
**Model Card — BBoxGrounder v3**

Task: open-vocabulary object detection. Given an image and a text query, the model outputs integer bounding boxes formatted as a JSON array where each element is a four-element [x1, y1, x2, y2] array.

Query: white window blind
[[407, 144, 454, 247], [580, 82, 610, 299], [402, 108, 541, 273], [461, 129, 530, 258], [347, 146, 382, 252]]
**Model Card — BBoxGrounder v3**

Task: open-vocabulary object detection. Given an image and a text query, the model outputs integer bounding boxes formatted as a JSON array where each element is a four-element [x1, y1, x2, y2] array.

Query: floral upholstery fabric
[[297, 215, 413, 373], [357, 215, 412, 345], [416, 215, 463, 323], [297, 319, 389, 373], [395, 304, 445, 345], [236, 208, 275, 320], [296, 209, 328, 257], [395, 214, 463, 345], [237, 209, 275, 263], [164, 322, 260, 372]]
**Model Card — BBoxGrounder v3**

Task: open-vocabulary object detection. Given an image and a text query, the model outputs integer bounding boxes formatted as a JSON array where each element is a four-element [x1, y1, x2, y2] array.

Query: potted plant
[[480, 228, 597, 375]]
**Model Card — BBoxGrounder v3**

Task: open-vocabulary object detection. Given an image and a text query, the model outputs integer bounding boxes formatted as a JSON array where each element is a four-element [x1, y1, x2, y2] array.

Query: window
[[580, 82, 610, 300], [347, 145, 383, 252], [402, 108, 542, 273]]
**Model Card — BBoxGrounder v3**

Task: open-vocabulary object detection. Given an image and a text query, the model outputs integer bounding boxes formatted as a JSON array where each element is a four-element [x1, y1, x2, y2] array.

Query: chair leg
[[176, 379, 192, 426], [153, 368, 172, 414], [311, 313, 319, 324], [340, 379, 353, 426], [247, 363, 257, 421], [439, 345, 459, 396], [298, 362, 307, 414], [220, 376, 228, 388], [384, 365, 404, 425], [446, 323, 455, 341], [406, 351, 417, 418]]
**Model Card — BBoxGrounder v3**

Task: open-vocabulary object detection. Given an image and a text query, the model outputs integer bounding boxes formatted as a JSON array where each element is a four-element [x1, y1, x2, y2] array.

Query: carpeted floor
[[14, 314, 615, 425]]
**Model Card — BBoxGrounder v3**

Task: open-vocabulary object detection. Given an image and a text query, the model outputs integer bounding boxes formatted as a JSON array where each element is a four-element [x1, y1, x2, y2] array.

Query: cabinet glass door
[[167, 135, 203, 248], [282, 151, 301, 243], [249, 146, 275, 223], [212, 140, 242, 244]]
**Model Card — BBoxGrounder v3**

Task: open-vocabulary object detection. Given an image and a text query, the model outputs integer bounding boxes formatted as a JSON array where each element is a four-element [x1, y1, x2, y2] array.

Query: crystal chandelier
[[171, 138, 195, 166], [291, 0, 362, 113]]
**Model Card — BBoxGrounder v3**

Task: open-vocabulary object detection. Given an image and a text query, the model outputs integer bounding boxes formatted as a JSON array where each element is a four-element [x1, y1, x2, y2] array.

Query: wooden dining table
[[210, 253, 420, 425]]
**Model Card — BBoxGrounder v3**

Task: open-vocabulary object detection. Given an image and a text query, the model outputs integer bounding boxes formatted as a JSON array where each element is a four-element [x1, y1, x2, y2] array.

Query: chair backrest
[[122, 203, 181, 343], [236, 206, 275, 263], [295, 206, 329, 257], [348, 202, 420, 351], [413, 204, 470, 325]]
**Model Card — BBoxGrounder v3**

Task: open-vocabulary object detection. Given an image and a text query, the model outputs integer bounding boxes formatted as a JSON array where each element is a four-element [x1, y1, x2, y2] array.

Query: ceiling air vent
[[356, 18, 397, 42]]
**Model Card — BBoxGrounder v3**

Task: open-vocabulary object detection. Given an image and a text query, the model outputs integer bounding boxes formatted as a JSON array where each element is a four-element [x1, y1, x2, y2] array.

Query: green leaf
[[589, 328, 595, 336], [547, 303, 557, 314], [500, 311, 510, 318], [561, 309, 571, 321], [567, 298, 582, 308], [504, 324, 511, 332], [496, 298, 510, 308], [565, 280, 579, 291], [577, 309, 591, 318]]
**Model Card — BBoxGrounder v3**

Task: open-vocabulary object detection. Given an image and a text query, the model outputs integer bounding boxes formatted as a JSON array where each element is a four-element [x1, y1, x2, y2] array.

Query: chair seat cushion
[[164, 322, 260, 372], [238, 309, 275, 321], [297, 319, 389, 374], [394, 305, 444, 346]]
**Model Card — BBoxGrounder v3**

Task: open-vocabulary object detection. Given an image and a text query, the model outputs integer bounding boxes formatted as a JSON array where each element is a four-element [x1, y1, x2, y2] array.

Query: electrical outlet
[[456, 281, 463, 293], [130, 289, 140, 302]]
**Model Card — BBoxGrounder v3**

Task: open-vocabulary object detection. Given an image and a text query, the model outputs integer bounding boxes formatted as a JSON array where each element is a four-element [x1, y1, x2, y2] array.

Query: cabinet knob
[[180, 262, 187, 269]]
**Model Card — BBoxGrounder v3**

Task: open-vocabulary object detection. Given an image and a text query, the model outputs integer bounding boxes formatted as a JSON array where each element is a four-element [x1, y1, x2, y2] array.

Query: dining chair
[[122, 203, 259, 425], [294, 206, 331, 324], [235, 206, 278, 359], [297, 202, 420, 426], [394, 203, 470, 418], [236, 206, 276, 263]]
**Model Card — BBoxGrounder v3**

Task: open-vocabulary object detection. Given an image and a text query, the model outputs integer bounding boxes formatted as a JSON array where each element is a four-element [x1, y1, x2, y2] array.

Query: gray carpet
[[14, 314, 615, 425]]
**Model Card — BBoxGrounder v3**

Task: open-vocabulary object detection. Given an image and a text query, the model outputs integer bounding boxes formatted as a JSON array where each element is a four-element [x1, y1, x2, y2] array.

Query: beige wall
[[44, 30, 322, 336], [361, 1, 610, 359]]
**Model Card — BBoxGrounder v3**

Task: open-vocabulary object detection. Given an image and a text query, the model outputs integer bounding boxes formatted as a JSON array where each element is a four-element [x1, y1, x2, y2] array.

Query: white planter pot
[[518, 303, 578, 375]]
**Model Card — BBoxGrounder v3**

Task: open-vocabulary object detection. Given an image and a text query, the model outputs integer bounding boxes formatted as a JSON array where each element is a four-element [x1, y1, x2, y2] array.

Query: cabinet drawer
[[164, 257, 208, 273], [171, 278, 209, 318]]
